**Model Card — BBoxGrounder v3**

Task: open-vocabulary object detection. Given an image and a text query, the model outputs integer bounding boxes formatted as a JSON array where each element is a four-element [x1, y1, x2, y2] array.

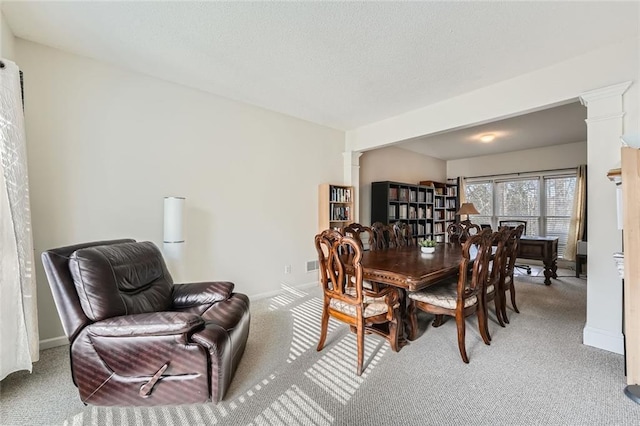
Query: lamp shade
[[456, 202, 480, 216], [163, 197, 185, 243]]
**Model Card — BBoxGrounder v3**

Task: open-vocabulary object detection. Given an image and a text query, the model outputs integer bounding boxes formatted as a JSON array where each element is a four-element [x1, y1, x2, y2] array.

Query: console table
[[518, 236, 558, 285]]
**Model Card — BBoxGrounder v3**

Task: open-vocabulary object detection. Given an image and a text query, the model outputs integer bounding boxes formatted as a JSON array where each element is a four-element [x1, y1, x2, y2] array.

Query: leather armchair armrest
[[171, 281, 234, 308], [87, 312, 204, 337]]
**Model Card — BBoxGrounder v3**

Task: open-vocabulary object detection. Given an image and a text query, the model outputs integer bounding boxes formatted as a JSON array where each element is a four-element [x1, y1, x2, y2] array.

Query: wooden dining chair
[[371, 222, 398, 249], [461, 222, 482, 239], [447, 222, 465, 244], [499, 220, 531, 274], [343, 223, 384, 291], [483, 228, 511, 339], [499, 224, 524, 324], [314, 232, 401, 376], [393, 221, 415, 247], [342, 223, 375, 250], [406, 228, 493, 363]]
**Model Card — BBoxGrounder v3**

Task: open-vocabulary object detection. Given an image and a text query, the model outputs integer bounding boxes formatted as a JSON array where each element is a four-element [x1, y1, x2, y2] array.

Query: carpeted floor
[[2, 268, 640, 425]]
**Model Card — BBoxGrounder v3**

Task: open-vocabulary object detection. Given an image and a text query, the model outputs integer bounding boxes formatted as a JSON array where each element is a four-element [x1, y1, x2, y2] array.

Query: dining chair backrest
[[372, 222, 399, 250], [325, 235, 365, 303], [370, 222, 387, 250], [393, 221, 415, 247], [342, 223, 375, 251], [459, 228, 494, 298], [499, 220, 527, 235], [315, 229, 344, 290], [504, 224, 524, 278], [462, 222, 482, 238], [447, 222, 465, 244], [489, 228, 511, 290]]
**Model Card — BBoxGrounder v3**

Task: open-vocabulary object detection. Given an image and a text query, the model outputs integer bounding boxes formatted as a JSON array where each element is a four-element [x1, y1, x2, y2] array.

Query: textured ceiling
[[2, 1, 638, 132], [399, 101, 587, 160]]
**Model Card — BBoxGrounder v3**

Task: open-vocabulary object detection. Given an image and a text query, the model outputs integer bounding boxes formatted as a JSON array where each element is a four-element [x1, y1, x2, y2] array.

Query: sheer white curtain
[[0, 59, 39, 380]]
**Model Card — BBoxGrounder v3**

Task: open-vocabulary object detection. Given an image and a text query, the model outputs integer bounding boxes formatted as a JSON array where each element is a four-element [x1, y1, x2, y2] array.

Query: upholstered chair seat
[[408, 279, 495, 310], [329, 287, 390, 317]]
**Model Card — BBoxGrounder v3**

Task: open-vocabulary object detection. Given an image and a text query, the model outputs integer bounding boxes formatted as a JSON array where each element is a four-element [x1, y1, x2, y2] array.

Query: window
[[465, 171, 577, 258], [464, 181, 492, 227]]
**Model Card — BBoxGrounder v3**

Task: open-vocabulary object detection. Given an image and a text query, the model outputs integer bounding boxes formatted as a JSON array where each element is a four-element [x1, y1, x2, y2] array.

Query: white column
[[343, 151, 363, 222], [580, 81, 632, 354]]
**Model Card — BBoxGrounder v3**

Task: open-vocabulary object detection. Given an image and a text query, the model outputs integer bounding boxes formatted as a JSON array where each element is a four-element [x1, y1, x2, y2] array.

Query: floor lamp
[[163, 196, 185, 282]]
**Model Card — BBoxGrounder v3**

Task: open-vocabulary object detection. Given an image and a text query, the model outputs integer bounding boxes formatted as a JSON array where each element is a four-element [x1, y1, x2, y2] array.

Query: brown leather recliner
[[41, 239, 250, 406]]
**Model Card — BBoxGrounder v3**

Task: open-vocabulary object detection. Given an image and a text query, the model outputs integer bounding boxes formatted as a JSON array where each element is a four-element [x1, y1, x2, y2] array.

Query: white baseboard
[[39, 336, 69, 350], [250, 281, 319, 301], [583, 326, 624, 355]]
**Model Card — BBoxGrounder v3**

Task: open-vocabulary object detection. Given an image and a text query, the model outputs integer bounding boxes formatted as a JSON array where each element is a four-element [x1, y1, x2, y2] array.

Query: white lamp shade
[[164, 197, 185, 243]]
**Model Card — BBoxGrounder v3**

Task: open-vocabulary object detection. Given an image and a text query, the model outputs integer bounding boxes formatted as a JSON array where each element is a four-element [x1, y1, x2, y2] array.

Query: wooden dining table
[[357, 243, 464, 292], [344, 243, 465, 346]]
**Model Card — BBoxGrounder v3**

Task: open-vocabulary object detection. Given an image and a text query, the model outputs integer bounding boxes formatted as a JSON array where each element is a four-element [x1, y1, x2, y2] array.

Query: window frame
[[465, 169, 577, 257]]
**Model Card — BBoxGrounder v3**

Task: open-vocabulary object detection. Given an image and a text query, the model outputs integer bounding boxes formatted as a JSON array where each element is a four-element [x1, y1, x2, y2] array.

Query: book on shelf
[[330, 186, 351, 203], [399, 188, 409, 202], [388, 205, 396, 219], [399, 204, 408, 219], [389, 187, 398, 201], [330, 205, 351, 221]]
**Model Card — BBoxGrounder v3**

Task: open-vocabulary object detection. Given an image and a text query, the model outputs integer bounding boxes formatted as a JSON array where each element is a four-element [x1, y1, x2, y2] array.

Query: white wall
[[15, 39, 345, 343], [1, 10, 15, 60], [447, 141, 587, 178], [347, 36, 639, 355], [359, 146, 445, 224]]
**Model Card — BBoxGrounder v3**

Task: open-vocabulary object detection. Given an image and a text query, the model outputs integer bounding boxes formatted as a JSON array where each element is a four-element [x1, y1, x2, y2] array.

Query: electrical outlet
[[284, 265, 292, 274]]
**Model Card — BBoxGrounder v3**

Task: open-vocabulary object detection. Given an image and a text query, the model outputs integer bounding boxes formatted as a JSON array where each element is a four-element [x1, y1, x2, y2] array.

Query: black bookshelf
[[371, 181, 435, 242], [372, 179, 460, 243]]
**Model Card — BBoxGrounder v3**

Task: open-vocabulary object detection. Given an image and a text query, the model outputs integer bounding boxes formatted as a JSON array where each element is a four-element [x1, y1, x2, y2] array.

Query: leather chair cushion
[[172, 281, 234, 309], [70, 241, 173, 321], [87, 312, 204, 337]]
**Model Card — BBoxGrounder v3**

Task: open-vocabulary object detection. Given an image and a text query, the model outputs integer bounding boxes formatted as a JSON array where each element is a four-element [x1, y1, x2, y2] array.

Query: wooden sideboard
[[518, 236, 558, 285]]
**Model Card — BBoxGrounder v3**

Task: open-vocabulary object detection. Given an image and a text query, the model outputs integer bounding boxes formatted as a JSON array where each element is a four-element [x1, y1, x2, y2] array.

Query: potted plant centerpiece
[[419, 239, 437, 254]]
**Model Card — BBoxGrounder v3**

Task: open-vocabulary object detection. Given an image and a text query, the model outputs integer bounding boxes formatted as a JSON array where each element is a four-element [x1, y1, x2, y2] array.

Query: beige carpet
[[2, 268, 639, 425]]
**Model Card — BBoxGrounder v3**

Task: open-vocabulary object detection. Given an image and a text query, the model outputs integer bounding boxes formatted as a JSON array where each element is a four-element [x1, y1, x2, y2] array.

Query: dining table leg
[[397, 288, 410, 348]]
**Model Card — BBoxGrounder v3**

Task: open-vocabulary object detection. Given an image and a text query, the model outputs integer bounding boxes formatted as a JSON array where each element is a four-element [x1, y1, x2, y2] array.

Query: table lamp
[[456, 202, 479, 225]]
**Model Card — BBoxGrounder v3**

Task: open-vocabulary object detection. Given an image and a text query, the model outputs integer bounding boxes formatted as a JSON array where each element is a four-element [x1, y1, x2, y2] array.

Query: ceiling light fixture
[[479, 134, 495, 143]]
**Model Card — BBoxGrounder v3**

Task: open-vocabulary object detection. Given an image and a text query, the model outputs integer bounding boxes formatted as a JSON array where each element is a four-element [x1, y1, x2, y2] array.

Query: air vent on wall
[[306, 260, 319, 272]]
